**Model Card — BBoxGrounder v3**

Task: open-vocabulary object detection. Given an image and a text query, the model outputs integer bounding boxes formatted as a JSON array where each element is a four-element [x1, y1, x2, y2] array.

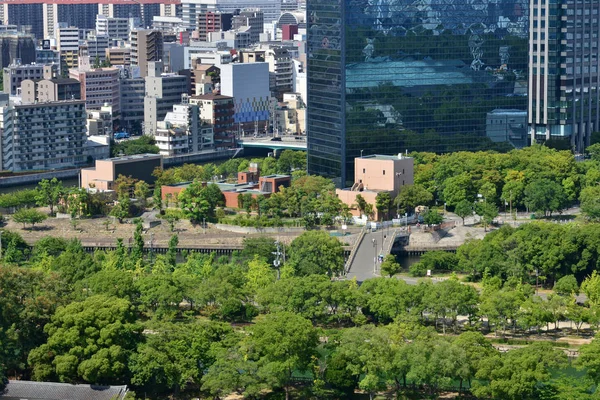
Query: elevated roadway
[[238, 136, 307, 152]]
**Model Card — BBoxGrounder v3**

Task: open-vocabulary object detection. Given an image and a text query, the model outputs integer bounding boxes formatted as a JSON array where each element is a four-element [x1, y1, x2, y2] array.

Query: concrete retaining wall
[[0, 169, 80, 188], [213, 223, 305, 234]]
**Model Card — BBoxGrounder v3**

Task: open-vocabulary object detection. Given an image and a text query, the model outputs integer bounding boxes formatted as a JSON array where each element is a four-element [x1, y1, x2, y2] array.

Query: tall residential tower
[[528, 0, 600, 152]]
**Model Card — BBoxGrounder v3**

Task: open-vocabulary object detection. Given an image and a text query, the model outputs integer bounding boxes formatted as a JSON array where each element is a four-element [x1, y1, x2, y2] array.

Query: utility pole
[[509, 189, 513, 225], [272, 240, 282, 279], [203, 217, 206, 234]]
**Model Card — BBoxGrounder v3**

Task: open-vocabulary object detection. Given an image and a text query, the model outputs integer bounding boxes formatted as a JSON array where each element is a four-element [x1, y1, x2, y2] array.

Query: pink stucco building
[[336, 154, 414, 220]]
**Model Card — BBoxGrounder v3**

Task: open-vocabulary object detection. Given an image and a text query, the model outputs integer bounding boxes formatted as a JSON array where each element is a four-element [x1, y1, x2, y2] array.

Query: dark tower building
[[0, 33, 36, 68], [528, 0, 600, 153], [307, 0, 530, 186]]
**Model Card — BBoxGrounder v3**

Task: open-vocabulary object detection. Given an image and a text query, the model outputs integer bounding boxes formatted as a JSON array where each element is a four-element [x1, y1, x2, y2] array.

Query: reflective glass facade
[[307, 0, 530, 186]]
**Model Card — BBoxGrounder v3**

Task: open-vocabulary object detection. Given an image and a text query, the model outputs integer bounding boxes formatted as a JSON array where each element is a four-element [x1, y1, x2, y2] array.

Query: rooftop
[[191, 93, 234, 101], [360, 154, 412, 161], [0, 380, 128, 400], [261, 174, 291, 179], [104, 153, 162, 163]]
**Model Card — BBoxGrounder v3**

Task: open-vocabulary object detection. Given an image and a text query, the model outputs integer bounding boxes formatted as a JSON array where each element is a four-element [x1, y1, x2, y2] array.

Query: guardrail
[[344, 227, 366, 274]]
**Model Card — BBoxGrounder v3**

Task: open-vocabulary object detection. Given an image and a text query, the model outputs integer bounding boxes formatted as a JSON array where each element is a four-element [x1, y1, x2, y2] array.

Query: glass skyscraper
[[307, 0, 530, 186]]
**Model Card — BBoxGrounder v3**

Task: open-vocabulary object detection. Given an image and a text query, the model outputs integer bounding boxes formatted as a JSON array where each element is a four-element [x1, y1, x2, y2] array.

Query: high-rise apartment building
[[120, 68, 145, 134], [0, 33, 36, 68], [307, 0, 529, 186], [70, 67, 120, 113], [130, 29, 164, 78], [0, 100, 87, 171], [529, 0, 600, 152], [155, 101, 214, 155], [197, 11, 233, 41], [96, 15, 131, 42], [43, 3, 98, 39], [144, 61, 189, 135], [182, 0, 279, 31], [232, 9, 264, 44], [190, 93, 235, 149], [0, 3, 44, 39], [56, 25, 80, 71]]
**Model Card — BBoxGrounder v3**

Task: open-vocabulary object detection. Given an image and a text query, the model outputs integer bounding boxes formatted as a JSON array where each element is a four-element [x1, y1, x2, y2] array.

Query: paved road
[[346, 228, 395, 282]]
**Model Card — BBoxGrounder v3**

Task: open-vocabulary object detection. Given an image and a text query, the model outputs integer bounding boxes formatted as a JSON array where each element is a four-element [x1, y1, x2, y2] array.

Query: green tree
[[152, 186, 162, 210], [110, 196, 131, 223], [134, 181, 150, 208], [241, 237, 277, 264], [394, 184, 433, 214], [422, 209, 443, 225], [245, 255, 277, 296], [130, 321, 232, 395], [553, 275, 579, 296], [35, 177, 64, 215], [582, 271, 600, 306], [28, 295, 142, 384], [336, 325, 391, 400], [454, 199, 473, 225], [476, 202, 499, 231], [442, 172, 475, 206], [245, 312, 318, 400], [472, 342, 568, 400], [131, 220, 144, 261], [12, 208, 48, 229], [577, 336, 600, 384], [355, 194, 368, 216], [287, 231, 345, 277], [167, 234, 178, 268], [375, 191, 392, 221], [380, 254, 401, 277], [580, 185, 600, 221], [178, 182, 224, 223], [163, 209, 181, 232], [451, 332, 497, 391], [524, 178, 568, 216], [586, 143, 600, 162]]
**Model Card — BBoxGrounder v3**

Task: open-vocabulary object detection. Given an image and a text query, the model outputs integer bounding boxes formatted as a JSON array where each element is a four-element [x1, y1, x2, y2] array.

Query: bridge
[[345, 225, 406, 281], [238, 136, 307, 152]]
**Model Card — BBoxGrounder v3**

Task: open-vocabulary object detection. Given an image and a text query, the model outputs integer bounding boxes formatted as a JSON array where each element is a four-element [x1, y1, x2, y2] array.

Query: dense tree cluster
[[0, 227, 599, 399], [403, 145, 600, 219], [111, 136, 159, 157], [456, 222, 600, 284]]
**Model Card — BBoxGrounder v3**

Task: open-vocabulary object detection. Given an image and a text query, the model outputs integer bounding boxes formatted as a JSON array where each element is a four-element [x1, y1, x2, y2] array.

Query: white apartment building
[[144, 61, 189, 135], [95, 15, 131, 42], [0, 100, 87, 172], [184, 47, 231, 69], [155, 101, 214, 156], [83, 33, 110, 63], [181, 0, 280, 30]]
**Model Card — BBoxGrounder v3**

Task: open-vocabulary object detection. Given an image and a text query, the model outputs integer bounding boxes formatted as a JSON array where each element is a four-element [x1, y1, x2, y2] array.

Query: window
[[362, 168, 365, 173], [383, 170, 385, 175]]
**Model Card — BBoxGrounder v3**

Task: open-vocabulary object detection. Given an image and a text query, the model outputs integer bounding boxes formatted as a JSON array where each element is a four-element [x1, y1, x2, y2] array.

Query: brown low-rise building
[[80, 154, 162, 191], [161, 164, 291, 208]]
